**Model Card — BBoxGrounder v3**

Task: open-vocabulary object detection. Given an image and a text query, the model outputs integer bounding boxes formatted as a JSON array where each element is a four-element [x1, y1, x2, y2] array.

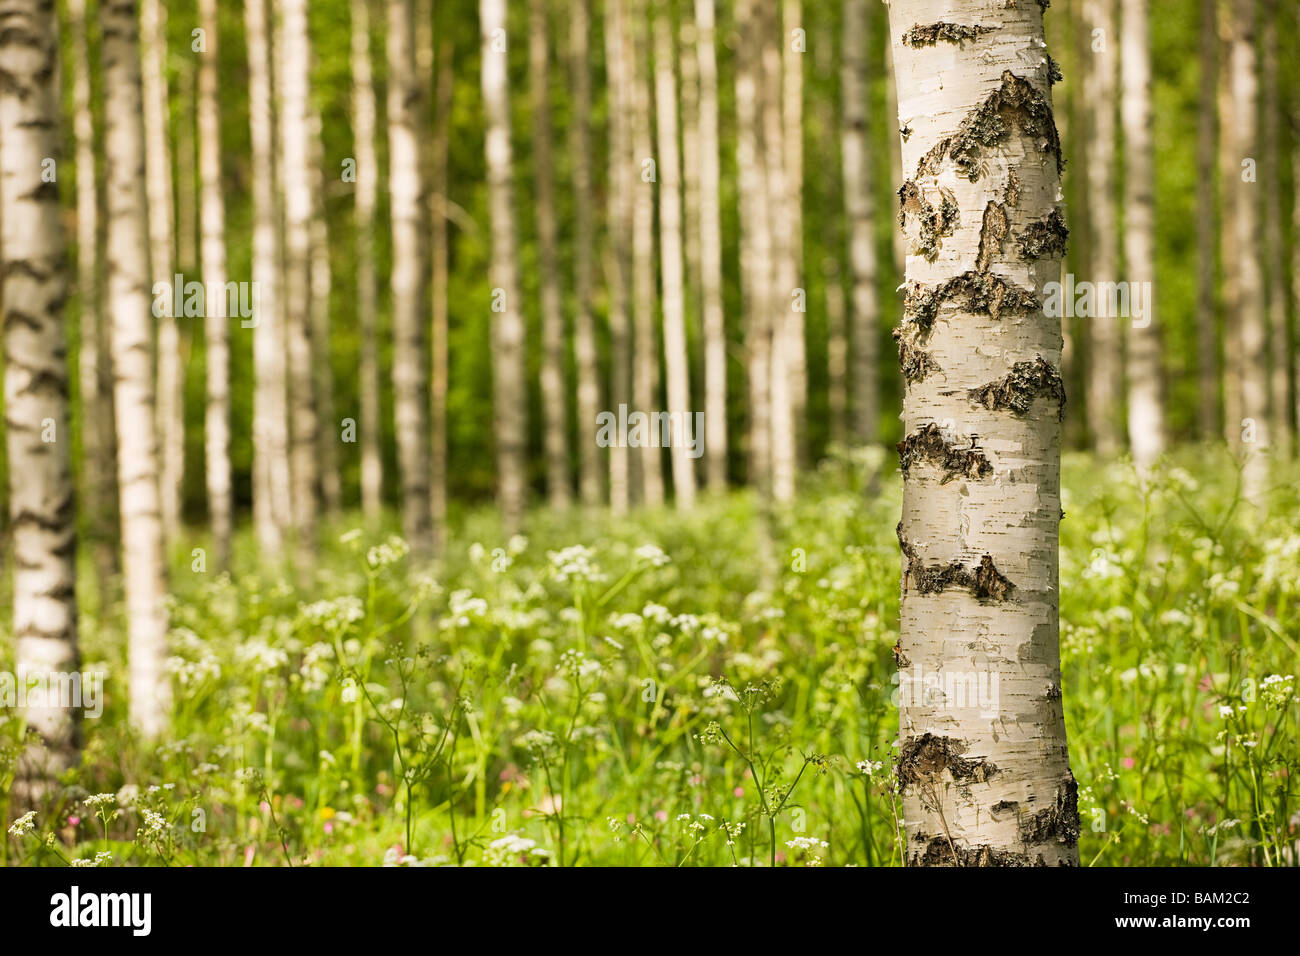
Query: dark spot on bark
[[915, 70, 1062, 181], [976, 200, 1010, 272], [897, 423, 992, 482], [1003, 170, 1021, 208], [894, 327, 941, 383], [968, 355, 1066, 420], [1045, 682, 1062, 700], [991, 799, 1020, 819], [898, 181, 959, 261], [898, 733, 999, 792], [973, 555, 1014, 601], [903, 271, 1040, 340], [902, 22, 997, 47], [911, 839, 1051, 867], [1017, 207, 1069, 260], [1019, 773, 1080, 848], [1047, 55, 1063, 85]]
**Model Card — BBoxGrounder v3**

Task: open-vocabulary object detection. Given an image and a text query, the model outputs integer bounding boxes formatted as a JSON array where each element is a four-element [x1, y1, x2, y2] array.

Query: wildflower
[[7, 811, 36, 837], [141, 810, 168, 837], [548, 545, 606, 584], [634, 544, 671, 567]]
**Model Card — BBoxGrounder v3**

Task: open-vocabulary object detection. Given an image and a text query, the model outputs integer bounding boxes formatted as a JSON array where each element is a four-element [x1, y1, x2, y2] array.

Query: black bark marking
[[897, 422, 991, 481], [901, 22, 996, 47], [1016, 207, 1069, 260], [903, 271, 1040, 340], [898, 733, 999, 791], [910, 838, 1051, 867], [968, 355, 1066, 420], [914, 70, 1063, 182], [976, 200, 1009, 272], [894, 328, 941, 383], [898, 180, 959, 261], [1019, 773, 1080, 848]]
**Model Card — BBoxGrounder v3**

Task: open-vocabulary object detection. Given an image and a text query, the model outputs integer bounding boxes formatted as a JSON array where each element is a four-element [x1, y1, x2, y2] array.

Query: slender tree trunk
[[1260, 0, 1290, 455], [1195, 0, 1220, 440], [629, 0, 663, 506], [141, 0, 183, 545], [309, 104, 341, 519], [430, 35, 454, 547], [842, 0, 879, 446], [480, 0, 528, 533], [783, 0, 807, 465], [102, 0, 171, 738], [1, 0, 81, 799], [680, 16, 702, 330], [387, 0, 435, 557], [175, 60, 197, 275], [825, 255, 848, 444], [351, 0, 383, 520], [653, 4, 696, 510], [529, 0, 572, 510], [246, 0, 290, 557], [1084, 0, 1124, 454], [69, 0, 121, 598], [1224, 0, 1267, 497], [604, 0, 632, 513], [1218, 0, 1241, 446], [277, 0, 320, 560], [571, 0, 603, 506], [694, 0, 727, 491], [197, 0, 232, 571], [1120, 0, 1166, 469], [888, 0, 1079, 866]]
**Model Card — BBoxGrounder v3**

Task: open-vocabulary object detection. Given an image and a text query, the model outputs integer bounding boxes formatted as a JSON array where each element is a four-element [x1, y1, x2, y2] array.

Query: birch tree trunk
[[694, 0, 727, 491], [1119, 0, 1166, 469], [653, 4, 696, 510], [197, 0, 232, 571], [309, 104, 341, 519], [1195, 0, 1220, 440], [102, 0, 172, 737], [480, 0, 528, 533], [277, 0, 320, 559], [842, 0, 879, 446], [69, 0, 121, 597], [1, 0, 81, 797], [1260, 0, 1289, 456], [604, 0, 632, 513], [571, 0, 603, 506], [430, 35, 454, 547], [387, 0, 435, 557], [529, 0, 572, 510], [629, 0, 663, 507], [1225, 0, 1267, 498], [246, 0, 290, 557], [1083, 0, 1123, 454], [1218, 0, 1241, 446], [351, 0, 383, 520], [141, 0, 183, 545], [888, 0, 1079, 866], [782, 0, 807, 464]]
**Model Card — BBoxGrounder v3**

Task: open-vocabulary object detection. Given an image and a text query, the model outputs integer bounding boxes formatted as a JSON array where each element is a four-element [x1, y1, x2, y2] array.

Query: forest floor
[[3, 446, 1298, 866]]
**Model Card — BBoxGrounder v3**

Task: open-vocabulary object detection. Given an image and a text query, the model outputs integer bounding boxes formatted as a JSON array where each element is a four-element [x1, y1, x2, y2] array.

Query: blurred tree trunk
[[141, 0, 183, 543], [888, 0, 1078, 867], [1218, 0, 1241, 446], [629, 0, 663, 507], [1120, 0, 1166, 469], [309, 104, 341, 519], [1195, 0, 1220, 440], [842, 0, 879, 446], [246, 0, 290, 557], [1260, 0, 1290, 456], [762, 2, 796, 504], [198, 0, 232, 570], [654, 5, 696, 510], [387, 0, 434, 557], [429, 34, 454, 548], [571, 0, 603, 507], [680, 16, 702, 336], [694, 0, 727, 491], [175, 61, 197, 274], [1084, 0, 1123, 454], [1224, 0, 1267, 498], [735, 0, 772, 495], [69, 0, 122, 598], [826, 258, 849, 446], [351, 0, 383, 521], [783, 0, 807, 466], [276, 0, 320, 560], [1, 0, 81, 799], [604, 0, 632, 513], [529, 0, 572, 511], [102, 0, 171, 738], [480, 0, 528, 533]]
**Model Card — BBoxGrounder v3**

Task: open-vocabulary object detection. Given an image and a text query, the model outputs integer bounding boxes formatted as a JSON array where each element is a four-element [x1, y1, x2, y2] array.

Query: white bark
[[430, 33, 453, 548], [889, 0, 1078, 866], [102, 0, 172, 737], [1, 0, 81, 794], [309, 104, 341, 519], [604, 0, 632, 513], [782, 0, 807, 463]]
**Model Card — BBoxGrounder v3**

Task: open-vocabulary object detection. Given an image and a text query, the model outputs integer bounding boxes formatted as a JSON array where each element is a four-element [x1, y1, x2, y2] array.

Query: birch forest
[[1, 0, 1299, 872]]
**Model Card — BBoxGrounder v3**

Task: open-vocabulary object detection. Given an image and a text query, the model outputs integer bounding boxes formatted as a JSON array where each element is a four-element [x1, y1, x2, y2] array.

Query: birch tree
[[653, 4, 696, 510], [529, 0, 572, 510], [604, 0, 632, 513], [783, 0, 807, 460], [430, 35, 454, 547], [1, 0, 81, 794], [309, 104, 341, 519], [1260, 0, 1289, 456], [1119, 0, 1166, 468], [1195, 0, 1220, 440], [694, 0, 727, 491], [387, 0, 435, 557], [480, 0, 528, 533], [888, 0, 1079, 866], [197, 0, 232, 570], [102, 0, 172, 737]]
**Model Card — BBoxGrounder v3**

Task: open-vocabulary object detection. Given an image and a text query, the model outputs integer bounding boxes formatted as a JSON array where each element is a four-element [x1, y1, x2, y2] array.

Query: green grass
[[2, 446, 1298, 866]]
